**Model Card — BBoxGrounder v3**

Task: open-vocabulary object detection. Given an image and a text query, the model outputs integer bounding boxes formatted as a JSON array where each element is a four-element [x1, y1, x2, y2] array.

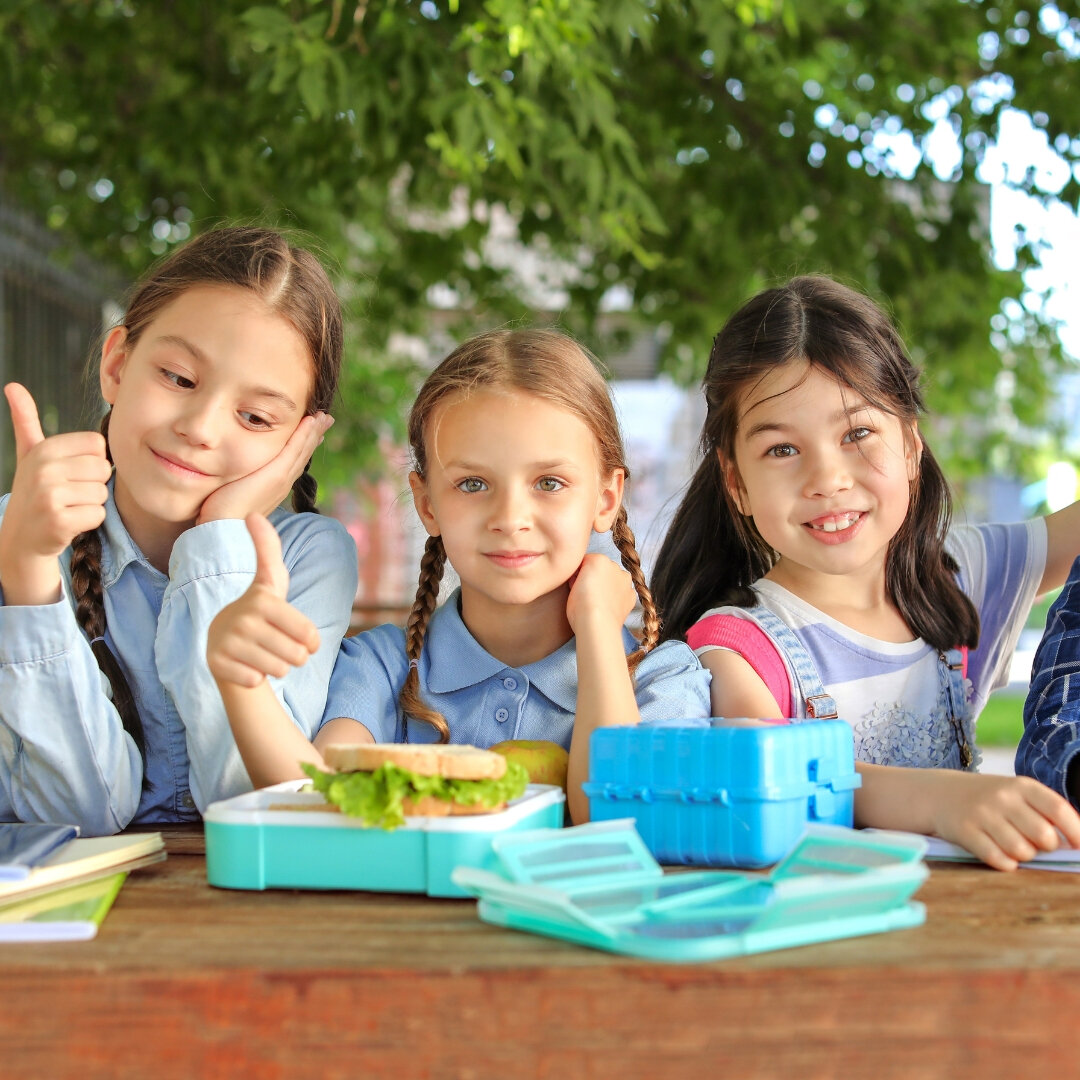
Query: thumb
[[4, 383, 46, 460], [246, 513, 289, 598]]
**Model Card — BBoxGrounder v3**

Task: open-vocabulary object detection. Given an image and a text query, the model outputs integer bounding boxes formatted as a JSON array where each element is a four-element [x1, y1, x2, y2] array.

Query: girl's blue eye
[[162, 368, 195, 390], [765, 444, 797, 458], [536, 477, 564, 492], [457, 477, 487, 493]]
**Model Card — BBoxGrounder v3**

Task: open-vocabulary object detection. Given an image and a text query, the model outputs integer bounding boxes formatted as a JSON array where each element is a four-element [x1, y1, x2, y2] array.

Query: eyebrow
[[742, 402, 874, 440], [154, 334, 301, 413]]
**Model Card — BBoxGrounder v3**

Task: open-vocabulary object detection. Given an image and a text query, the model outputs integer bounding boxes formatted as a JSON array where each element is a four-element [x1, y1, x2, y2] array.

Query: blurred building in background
[[0, 198, 121, 490]]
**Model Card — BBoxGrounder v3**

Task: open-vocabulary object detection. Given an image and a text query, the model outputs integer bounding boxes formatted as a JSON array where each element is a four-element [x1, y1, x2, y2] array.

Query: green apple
[[489, 740, 569, 791]]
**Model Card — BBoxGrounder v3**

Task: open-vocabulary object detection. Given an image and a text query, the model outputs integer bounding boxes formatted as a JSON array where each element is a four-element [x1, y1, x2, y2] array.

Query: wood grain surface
[[4, 827, 1080, 1080]]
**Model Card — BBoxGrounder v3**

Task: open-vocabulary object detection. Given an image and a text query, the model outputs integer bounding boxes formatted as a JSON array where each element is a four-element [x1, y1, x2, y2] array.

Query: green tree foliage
[[1, 0, 1077, 479]]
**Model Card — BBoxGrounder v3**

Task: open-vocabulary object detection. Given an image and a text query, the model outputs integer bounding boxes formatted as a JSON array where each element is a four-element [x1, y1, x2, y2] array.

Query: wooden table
[[3, 825, 1080, 1080]]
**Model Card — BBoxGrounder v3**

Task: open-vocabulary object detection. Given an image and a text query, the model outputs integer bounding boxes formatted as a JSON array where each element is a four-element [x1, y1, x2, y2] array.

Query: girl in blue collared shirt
[[0, 227, 357, 834], [208, 329, 711, 822]]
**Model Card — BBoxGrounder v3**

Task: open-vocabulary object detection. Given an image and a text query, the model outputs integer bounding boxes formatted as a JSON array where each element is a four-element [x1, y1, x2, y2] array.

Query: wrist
[[0, 550, 63, 606]]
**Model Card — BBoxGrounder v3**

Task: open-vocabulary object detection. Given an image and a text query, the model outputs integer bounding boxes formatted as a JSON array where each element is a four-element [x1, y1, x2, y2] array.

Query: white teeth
[[814, 513, 860, 533]]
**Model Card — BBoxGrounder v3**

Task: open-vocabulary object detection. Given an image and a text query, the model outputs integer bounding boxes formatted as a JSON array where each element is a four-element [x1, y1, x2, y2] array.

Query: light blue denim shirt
[[0, 484, 358, 834], [323, 587, 712, 744]]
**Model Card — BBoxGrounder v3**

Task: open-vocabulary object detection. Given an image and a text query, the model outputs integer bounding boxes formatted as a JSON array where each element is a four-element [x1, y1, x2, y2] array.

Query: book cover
[[0, 871, 127, 942]]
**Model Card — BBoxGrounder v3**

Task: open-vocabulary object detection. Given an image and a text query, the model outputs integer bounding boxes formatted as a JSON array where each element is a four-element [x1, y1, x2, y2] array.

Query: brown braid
[[610, 506, 658, 675], [398, 534, 450, 742], [291, 466, 319, 514], [69, 412, 147, 760]]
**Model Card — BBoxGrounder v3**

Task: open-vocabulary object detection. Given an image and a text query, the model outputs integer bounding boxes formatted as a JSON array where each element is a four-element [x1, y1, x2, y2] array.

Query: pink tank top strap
[[686, 614, 793, 719]]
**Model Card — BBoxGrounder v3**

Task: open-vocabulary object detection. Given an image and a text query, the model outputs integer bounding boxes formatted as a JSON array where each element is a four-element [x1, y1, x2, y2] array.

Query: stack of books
[[0, 824, 166, 942]]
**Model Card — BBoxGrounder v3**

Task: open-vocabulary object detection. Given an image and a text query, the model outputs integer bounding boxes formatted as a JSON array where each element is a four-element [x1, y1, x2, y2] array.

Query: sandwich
[[301, 744, 529, 830]]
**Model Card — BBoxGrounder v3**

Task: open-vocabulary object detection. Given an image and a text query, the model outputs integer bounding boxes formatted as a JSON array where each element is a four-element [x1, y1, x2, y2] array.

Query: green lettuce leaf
[[300, 759, 529, 830]]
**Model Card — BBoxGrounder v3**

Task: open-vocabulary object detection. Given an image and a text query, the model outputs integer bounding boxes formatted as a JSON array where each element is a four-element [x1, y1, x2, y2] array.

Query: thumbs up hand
[[0, 383, 112, 605], [206, 513, 321, 689]]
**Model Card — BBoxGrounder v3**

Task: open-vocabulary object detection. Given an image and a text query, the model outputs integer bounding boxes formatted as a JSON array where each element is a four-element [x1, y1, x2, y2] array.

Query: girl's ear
[[99, 326, 129, 405], [906, 424, 923, 482], [592, 468, 625, 533], [717, 449, 750, 515], [408, 471, 441, 537]]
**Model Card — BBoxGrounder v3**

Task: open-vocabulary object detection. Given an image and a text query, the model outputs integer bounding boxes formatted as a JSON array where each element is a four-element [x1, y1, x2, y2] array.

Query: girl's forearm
[[853, 762, 938, 834], [215, 678, 327, 788], [567, 619, 640, 824]]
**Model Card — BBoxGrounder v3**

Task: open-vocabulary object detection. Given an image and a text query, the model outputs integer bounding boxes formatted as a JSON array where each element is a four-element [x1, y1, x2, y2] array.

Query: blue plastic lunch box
[[584, 720, 862, 868]]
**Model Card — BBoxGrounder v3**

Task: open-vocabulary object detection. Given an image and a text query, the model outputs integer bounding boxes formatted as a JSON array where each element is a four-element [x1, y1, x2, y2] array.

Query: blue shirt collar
[[99, 477, 160, 588], [424, 588, 584, 713]]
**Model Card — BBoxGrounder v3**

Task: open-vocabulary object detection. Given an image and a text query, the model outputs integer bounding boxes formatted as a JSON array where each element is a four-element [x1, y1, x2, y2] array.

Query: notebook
[[922, 835, 1080, 871], [0, 832, 166, 905], [0, 823, 80, 881], [0, 871, 127, 942]]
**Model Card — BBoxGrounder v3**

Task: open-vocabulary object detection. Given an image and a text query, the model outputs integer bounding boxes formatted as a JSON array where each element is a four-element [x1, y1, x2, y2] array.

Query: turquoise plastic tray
[[452, 821, 928, 962], [204, 781, 565, 898], [585, 720, 862, 868]]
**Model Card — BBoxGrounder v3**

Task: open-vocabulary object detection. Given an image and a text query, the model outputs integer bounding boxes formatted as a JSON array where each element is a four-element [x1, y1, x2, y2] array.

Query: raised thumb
[[246, 513, 289, 598], [4, 383, 46, 460]]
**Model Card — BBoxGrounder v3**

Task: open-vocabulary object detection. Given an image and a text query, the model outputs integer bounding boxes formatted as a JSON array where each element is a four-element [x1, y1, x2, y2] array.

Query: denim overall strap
[[940, 646, 973, 769], [744, 604, 838, 719]]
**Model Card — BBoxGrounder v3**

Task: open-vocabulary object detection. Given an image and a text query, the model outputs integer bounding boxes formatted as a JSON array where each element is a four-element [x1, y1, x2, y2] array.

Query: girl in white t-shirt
[[652, 275, 1080, 870]]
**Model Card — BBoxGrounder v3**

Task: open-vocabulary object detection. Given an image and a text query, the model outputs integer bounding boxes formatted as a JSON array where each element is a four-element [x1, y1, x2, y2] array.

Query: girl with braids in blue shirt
[[208, 329, 710, 823], [0, 227, 357, 833]]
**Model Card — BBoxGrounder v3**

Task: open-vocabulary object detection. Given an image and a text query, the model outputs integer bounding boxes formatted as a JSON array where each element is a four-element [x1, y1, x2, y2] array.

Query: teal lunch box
[[204, 781, 565, 898], [584, 720, 862, 869]]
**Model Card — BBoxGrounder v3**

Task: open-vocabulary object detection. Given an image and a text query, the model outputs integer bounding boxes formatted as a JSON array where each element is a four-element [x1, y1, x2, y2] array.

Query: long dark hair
[[72, 226, 344, 758], [401, 328, 658, 742], [652, 275, 980, 652]]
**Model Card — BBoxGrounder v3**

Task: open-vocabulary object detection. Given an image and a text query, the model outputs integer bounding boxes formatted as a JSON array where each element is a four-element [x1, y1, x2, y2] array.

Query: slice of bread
[[324, 742, 508, 782], [399, 795, 508, 818]]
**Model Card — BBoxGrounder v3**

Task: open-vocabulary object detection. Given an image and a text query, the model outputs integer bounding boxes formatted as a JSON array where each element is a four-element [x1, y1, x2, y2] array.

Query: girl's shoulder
[[268, 507, 357, 559], [337, 621, 409, 682]]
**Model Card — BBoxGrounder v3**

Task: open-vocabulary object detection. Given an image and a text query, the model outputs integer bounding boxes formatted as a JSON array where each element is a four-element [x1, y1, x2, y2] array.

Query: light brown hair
[[400, 328, 657, 741]]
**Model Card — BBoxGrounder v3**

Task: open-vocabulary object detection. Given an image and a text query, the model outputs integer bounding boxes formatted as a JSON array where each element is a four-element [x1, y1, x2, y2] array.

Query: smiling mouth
[[485, 551, 542, 567], [152, 449, 211, 479], [807, 512, 864, 534]]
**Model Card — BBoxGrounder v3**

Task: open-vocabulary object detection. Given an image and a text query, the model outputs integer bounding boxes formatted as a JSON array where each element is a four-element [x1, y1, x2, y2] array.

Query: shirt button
[[502, 677, 518, 691], [494, 708, 510, 723], [181, 794, 196, 809]]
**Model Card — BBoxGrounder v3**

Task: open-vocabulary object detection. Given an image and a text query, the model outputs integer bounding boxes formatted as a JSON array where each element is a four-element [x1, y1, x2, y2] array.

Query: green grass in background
[[974, 587, 1061, 749], [978, 691, 1026, 748]]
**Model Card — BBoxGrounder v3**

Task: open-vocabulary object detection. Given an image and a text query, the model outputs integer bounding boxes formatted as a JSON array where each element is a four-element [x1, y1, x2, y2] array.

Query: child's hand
[[206, 513, 320, 688], [565, 552, 636, 635], [196, 412, 333, 524], [926, 770, 1080, 871], [0, 383, 111, 605]]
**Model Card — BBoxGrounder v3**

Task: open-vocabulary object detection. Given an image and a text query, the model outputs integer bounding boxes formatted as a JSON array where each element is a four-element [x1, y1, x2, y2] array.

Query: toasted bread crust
[[324, 742, 507, 781]]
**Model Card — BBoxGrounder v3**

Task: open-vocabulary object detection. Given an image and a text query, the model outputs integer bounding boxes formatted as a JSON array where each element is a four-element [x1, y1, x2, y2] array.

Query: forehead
[[427, 387, 599, 462], [737, 360, 867, 423], [142, 284, 314, 401]]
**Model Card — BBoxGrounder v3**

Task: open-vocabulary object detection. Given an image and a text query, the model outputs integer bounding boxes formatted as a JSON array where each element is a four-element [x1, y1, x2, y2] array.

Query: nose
[[174, 393, 226, 448], [487, 485, 531, 534], [802, 447, 853, 499]]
